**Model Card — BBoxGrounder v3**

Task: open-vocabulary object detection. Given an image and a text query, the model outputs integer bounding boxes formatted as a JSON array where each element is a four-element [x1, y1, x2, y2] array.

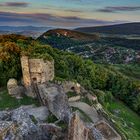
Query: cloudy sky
[[0, 0, 140, 27]]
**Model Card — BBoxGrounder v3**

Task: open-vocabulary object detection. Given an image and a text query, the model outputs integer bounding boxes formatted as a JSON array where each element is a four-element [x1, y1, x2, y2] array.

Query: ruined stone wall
[[62, 81, 81, 94], [29, 59, 45, 83], [94, 121, 122, 140], [29, 58, 54, 83], [20, 56, 54, 97]]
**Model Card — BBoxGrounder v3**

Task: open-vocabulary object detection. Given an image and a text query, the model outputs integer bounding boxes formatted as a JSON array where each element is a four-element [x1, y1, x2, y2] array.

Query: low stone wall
[[68, 96, 81, 102], [94, 121, 122, 140]]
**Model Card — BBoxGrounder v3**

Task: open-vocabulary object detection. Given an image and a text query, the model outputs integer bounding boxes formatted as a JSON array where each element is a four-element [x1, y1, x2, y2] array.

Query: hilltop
[[39, 28, 99, 40], [37, 29, 99, 50], [75, 22, 140, 35]]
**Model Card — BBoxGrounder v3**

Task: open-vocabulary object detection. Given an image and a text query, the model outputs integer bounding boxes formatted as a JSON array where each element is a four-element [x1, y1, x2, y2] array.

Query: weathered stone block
[[7, 78, 25, 98]]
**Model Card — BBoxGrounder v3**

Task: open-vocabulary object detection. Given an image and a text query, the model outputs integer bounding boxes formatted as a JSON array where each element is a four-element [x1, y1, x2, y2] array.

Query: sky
[[0, 0, 140, 27]]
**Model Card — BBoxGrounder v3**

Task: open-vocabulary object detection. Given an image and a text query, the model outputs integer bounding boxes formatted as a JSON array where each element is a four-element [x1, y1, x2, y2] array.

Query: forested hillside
[[37, 29, 140, 64], [0, 34, 140, 115]]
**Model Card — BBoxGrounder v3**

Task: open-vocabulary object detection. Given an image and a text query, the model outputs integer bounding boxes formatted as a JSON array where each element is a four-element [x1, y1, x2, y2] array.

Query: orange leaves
[[0, 42, 21, 61], [0, 34, 28, 43], [3, 42, 21, 53]]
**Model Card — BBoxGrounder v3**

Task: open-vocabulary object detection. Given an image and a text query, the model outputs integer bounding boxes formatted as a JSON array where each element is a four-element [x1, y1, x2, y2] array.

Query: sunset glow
[[0, 0, 140, 27]]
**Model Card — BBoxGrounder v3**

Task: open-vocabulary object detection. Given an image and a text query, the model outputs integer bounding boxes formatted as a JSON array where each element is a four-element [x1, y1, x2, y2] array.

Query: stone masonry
[[20, 55, 54, 97]]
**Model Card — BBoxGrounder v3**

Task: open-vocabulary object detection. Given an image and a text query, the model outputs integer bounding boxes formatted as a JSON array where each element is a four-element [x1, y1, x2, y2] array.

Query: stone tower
[[20, 56, 32, 88], [20, 55, 54, 97]]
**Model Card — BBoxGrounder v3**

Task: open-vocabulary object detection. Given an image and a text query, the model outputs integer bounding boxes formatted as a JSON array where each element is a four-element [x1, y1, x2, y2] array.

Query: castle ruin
[[20, 55, 54, 97]]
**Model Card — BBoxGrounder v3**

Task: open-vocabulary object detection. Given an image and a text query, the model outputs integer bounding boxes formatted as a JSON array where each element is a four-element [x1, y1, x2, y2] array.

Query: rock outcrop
[[38, 84, 71, 122], [0, 106, 51, 140], [25, 106, 49, 123], [11, 107, 41, 140]]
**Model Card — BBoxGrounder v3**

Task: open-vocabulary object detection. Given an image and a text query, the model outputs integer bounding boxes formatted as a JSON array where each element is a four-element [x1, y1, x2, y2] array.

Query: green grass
[[71, 106, 92, 122], [105, 100, 140, 140], [67, 91, 77, 98], [80, 97, 93, 106], [57, 120, 68, 130], [0, 90, 39, 110], [46, 113, 58, 123]]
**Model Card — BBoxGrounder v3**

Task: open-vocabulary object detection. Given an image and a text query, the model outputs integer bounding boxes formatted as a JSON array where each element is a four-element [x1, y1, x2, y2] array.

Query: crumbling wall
[[94, 121, 122, 140], [68, 113, 91, 140], [62, 81, 81, 94], [20, 56, 54, 97]]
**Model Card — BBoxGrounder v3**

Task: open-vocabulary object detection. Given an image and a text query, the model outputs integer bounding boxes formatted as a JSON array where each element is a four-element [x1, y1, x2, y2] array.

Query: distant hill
[[0, 26, 52, 38], [38, 29, 99, 41], [37, 29, 99, 49], [75, 22, 140, 35]]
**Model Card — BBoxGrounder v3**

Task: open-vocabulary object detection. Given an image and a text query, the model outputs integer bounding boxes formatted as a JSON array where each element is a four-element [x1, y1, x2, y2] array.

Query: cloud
[[97, 6, 140, 13], [0, 11, 119, 27], [0, 2, 29, 7]]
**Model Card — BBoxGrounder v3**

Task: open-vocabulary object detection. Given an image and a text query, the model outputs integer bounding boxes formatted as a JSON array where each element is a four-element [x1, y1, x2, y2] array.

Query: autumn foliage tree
[[0, 42, 21, 86]]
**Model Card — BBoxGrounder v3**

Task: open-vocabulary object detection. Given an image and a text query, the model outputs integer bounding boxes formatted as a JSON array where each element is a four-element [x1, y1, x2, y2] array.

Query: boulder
[[7, 79, 18, 90], [7, 78, 25, 98]]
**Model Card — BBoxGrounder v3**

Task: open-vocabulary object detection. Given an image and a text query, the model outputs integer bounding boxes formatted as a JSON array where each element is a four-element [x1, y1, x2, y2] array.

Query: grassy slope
[[103, 64, 140, 139], [105, 100, 140, 140], [0, 90, 39, 110]]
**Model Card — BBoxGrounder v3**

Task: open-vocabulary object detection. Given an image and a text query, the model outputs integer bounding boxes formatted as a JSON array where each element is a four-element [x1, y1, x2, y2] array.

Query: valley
[[37, 28, 140, 64], [0, 23, 140, 140]]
